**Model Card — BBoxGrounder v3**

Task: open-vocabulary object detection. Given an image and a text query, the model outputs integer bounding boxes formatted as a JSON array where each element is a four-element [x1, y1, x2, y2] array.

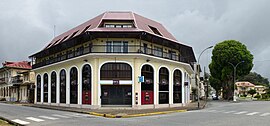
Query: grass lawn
[[0, 119, 12, 126]]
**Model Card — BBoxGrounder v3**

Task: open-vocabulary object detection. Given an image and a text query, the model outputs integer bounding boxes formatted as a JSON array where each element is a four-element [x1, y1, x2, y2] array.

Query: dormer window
[[149, 25, 162, 36], [105, 24, 115, 28], [104, 23, 133, 28]]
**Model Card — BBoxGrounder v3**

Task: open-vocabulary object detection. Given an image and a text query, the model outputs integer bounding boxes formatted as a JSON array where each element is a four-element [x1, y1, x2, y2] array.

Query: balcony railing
[[33, 45, 190, 69], [0, 77, 8, 84], [11, 76, 23, 84]]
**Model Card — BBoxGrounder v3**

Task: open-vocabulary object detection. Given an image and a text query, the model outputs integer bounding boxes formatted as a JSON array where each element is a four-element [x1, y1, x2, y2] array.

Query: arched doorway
[[60, 69, 66, 103], [43, 73, 48, 103], [159, 67, 169, 104], [37, 75, 41, 102], [70, 67, 78, 104], [51, 71, 57, 103], [100, 63, 132, 105], [82, 64, 91, 105], [141, 65, 154, 105], [173, 70, 182, 103]]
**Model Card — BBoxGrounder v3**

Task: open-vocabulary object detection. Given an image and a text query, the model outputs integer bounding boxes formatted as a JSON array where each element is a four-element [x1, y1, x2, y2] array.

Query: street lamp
[[196, 45, 213, 109], [228, 61, 244, 102]]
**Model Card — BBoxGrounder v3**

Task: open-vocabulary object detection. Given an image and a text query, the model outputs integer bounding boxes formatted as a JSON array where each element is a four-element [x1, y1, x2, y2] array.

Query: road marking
[[246, 112, 259, 116], [73, 113, 89, 117], [52, 114, 70, 118], [65, 113, 85, 117], [224, 111, 235, 113], [39, 116, 59, 120], [12, 119, 30, 125], [260, 113, 270, 116], [234, 111, 248, 115], [26, 117, 45, 122]]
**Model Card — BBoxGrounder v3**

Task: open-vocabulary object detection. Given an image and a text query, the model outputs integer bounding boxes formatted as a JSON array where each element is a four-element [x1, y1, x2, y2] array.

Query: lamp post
[[228, 61, 244, 102], [196, 46, 213, 109]]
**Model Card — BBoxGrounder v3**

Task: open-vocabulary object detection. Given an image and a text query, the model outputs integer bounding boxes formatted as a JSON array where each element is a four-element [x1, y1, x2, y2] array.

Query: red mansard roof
[[2, 61, 32, 69], [43, 11, 181, 50]]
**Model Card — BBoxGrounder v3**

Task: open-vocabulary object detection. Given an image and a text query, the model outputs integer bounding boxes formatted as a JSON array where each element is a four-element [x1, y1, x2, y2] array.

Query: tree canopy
[[209, 40, 254, 99], [239, 72, 269, 87]]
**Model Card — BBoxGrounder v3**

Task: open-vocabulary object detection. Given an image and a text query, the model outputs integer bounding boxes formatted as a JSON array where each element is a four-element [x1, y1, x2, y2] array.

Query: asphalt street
[[0, 101, 270, 126]]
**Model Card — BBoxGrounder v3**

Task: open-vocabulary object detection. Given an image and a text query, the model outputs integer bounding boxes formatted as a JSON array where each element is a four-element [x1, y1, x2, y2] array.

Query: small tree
[[247, 89, 257, 97]]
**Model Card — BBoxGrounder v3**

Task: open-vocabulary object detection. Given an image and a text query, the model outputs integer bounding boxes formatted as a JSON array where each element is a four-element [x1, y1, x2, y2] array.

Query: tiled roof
[[2, 61, 31, 69], [236, 82, 255, 87], [43, 11, 181, 50]]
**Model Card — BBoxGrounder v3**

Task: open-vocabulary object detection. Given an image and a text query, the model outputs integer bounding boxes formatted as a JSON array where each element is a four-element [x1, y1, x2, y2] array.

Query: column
[[78, 67, 82, 105], [66, 70, 70, 105], [48, 73, 51, 104], [169, 69, 173, 105], [41, 74, 44, 103], [56, 72, 60, 104], [181, 72, 185, 105]]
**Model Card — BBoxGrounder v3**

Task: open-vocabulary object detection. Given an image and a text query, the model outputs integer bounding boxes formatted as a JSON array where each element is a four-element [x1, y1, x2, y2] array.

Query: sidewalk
[[1, 101, 207, 118]]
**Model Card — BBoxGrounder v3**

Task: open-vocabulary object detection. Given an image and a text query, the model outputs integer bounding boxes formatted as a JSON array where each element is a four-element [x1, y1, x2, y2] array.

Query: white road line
[[52, 114, 70, 118], [224, 111, 236, 113], [260, 113, 270, 116], [234, 111, 248, 115], [73, 113, 89, 117], [65, 114, 84, 117], [12, 119, 30, 125], [39, 116, 59, 120], [246, 112, 259, 116], [26, 117, 45, 122]]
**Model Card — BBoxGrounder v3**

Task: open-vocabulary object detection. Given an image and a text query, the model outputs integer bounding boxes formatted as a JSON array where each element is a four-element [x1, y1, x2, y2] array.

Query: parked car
[[212, 94, 219, 100]]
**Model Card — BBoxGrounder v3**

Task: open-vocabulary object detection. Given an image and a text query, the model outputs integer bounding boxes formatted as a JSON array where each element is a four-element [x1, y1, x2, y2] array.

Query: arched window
[[37, 75, 41, 102], [43, 73, 48, 102], [82, 64, 91, 105], [60, 69, 66, 103], [51, 71, 57, 103], [70, 67, 78, 104], [173, 70, 182, 103], [141, 65, 154, 105], [100, 63, 132, 80], [159, 67, 169, 104]]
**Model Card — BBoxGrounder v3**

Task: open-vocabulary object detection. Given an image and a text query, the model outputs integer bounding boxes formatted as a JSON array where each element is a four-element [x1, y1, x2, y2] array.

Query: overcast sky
[[1, 0, 270, 79]]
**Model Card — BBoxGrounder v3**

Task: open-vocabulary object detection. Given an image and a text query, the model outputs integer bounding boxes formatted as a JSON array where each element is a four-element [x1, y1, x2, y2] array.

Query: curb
[[0, 116, 24, 126], [88, 109, 187, 118]]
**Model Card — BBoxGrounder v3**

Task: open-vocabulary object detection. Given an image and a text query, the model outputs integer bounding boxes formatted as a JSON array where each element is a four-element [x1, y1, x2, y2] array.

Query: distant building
[[236, 82, 255, 97], [254, 85, 267, 95], [0, 61, 35, 102], [29, 11, 196, 109]]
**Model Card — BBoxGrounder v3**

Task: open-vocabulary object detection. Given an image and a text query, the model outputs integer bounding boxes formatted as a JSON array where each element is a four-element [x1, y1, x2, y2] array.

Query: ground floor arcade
[[34, 55, 193, 109]]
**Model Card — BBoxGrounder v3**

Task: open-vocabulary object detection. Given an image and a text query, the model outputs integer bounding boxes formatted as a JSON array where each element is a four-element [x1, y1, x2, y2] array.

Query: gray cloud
[[1, 0, 270, 79]]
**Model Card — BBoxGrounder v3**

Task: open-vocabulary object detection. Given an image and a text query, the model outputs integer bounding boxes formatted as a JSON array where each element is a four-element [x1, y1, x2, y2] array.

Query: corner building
[[30, 11, 196, 109]]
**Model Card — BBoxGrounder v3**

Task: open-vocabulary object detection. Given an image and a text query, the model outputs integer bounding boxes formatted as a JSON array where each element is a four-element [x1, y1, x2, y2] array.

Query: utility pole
[[196, 46, 213, 109]]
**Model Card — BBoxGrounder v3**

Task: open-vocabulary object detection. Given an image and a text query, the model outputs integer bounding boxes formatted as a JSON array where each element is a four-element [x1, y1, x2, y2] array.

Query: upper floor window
[[154, 46, 162, 57], [105, 24, 133, 28], [106, 41, 128, 53]]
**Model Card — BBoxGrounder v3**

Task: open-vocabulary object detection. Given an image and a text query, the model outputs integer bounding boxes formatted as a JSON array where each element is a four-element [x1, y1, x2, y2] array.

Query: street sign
[[138, 76, 144, 83]]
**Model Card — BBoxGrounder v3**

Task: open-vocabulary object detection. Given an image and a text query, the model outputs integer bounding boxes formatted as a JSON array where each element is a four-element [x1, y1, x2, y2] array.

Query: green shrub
[[262, 94, 270, 99], [254, 94, 261, 99]]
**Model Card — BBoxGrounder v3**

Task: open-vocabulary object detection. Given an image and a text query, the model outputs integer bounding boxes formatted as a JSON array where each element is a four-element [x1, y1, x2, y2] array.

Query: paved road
[[0, 101, 270, 126]]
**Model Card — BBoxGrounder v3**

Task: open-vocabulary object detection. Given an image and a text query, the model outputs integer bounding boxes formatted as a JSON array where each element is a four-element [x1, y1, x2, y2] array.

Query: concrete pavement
[[0, 101, 270, 126]]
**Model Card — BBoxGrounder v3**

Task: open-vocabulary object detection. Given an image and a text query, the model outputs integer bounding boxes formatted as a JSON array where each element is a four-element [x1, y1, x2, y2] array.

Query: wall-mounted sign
[[138, 76, 144, 83], [113, 80, 119, 85]]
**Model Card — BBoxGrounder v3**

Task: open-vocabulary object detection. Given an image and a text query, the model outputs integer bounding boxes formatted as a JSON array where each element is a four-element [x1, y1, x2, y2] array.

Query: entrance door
[[101, 85, 132, 105]]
